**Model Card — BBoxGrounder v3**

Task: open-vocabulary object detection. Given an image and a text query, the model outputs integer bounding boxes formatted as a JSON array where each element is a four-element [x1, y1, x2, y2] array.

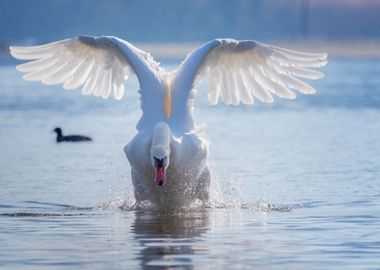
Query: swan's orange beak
[[155, 166, 166, 186]]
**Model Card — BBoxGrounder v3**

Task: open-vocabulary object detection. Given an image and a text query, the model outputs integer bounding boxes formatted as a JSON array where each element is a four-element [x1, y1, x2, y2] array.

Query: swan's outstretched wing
[[10, 36, 164, 127], [171, 39, 327, 130]]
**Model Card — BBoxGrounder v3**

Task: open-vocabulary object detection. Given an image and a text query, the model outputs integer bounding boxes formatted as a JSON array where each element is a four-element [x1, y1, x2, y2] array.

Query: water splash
[[95, 176, 298, 213]]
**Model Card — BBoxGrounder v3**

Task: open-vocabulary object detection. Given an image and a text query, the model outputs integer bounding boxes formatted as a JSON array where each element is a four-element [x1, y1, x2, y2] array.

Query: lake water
[[1, 59, 380, 269]]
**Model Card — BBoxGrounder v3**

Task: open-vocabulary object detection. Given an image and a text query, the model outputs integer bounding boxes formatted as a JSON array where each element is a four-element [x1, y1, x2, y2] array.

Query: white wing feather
[[175, 39, 327, 104], [10, 36, 163, 101], [202, 40, 327, 105]]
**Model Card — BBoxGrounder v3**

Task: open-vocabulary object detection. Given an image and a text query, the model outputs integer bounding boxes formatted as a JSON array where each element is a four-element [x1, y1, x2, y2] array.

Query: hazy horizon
[[1, 0, 380, 46]]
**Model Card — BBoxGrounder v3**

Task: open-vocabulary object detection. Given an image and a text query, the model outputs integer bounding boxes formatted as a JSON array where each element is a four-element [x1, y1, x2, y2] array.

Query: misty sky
[[1, 0, 380, 44]]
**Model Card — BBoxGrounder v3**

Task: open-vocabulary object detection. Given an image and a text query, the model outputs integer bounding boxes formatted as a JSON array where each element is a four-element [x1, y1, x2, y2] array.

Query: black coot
[[53, 127, 92, 143]]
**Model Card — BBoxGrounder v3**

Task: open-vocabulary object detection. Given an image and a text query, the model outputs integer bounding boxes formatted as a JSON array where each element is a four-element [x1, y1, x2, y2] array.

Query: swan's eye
[[154, 156, 167, 167]]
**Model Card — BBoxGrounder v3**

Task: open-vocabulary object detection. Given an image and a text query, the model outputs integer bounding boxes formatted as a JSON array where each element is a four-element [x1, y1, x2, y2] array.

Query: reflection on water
[[1, 199, 380, 269], [131, 210, 209, 269]]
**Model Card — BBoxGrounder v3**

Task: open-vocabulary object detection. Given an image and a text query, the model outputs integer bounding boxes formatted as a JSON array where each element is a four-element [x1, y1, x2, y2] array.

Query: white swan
[[10, 36, 327, 208]]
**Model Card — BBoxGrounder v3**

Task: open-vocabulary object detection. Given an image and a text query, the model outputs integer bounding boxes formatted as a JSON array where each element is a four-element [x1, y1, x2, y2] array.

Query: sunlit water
[[1, 59, 380, 269]]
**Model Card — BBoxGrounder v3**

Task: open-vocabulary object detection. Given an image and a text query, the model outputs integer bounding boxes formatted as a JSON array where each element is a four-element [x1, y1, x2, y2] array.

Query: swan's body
[[10, 36, 327, 208], [125, 122, 210, 207]]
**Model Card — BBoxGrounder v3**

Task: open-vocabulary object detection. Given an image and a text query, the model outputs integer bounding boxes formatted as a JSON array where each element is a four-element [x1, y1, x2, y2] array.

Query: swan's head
[[151, 145, 170, 186]]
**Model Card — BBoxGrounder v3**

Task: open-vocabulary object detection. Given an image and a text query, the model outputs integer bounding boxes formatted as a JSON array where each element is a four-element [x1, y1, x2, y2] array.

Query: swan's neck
[[152, 122, 171, 150], [164, 76, 173, 119], [151, 122, 171, 186]]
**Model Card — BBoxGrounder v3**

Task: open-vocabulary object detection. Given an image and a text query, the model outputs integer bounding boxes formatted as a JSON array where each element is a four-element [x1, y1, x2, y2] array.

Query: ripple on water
[[0, 198, 297, 218]]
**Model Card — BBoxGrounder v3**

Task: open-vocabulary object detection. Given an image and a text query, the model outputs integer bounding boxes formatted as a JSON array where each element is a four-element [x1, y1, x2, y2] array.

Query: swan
[[10, 36, 327, 208]]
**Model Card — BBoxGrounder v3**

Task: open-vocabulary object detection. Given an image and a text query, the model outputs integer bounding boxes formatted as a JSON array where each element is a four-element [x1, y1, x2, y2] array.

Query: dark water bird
[[53, 127, 92, 143]]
